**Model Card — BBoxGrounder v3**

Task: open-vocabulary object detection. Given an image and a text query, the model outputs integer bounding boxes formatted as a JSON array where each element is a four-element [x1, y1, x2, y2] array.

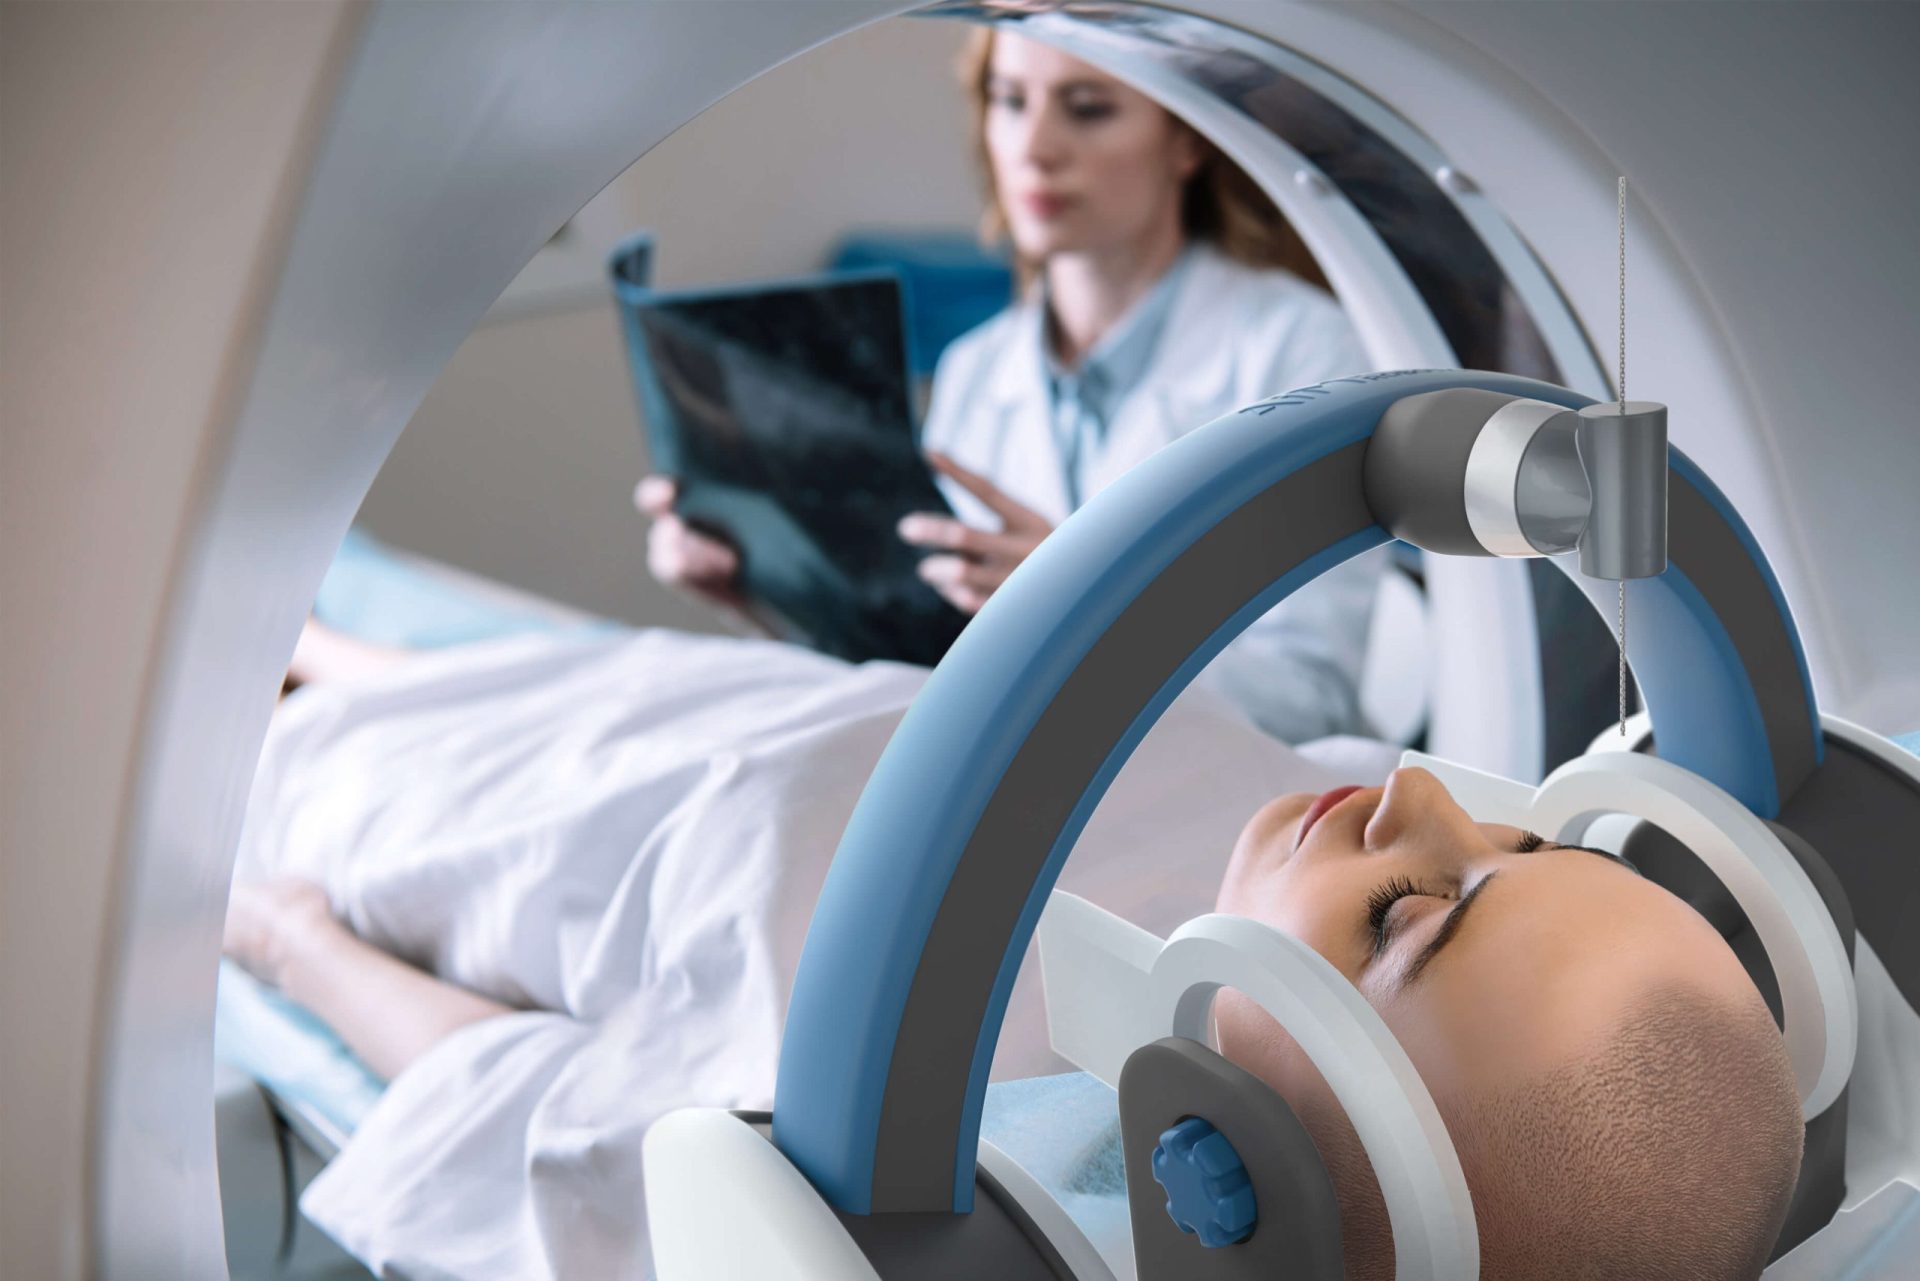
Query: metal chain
[[1617, 176, 1629, 735], [1619, 176, 1627, 409], [1619, 580, 1627, 735]]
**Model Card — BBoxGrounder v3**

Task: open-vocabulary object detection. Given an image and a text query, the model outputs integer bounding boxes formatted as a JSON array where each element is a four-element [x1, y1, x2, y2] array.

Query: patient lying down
[[1213, 767, 1802, 1280], [228, 634, 1799, 1279]]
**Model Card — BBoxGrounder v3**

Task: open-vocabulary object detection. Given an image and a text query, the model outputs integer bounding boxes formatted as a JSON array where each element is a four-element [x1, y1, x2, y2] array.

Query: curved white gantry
[[7, 2, 1918, 1276]]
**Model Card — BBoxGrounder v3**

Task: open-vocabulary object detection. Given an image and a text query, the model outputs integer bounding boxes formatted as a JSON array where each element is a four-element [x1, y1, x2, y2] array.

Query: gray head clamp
[[1037, 892, 1478, 1279]]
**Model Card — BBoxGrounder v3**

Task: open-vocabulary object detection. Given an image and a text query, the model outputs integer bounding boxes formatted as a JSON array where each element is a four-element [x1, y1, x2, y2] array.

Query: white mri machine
[[4, 2, 1918, 1278]]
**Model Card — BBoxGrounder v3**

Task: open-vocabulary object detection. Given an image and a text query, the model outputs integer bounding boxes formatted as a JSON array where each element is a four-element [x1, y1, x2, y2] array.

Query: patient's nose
[[1364, 766, 1481, 859]]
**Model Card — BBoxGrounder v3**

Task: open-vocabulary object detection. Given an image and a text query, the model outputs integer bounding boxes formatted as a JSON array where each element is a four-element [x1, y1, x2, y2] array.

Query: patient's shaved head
[[1213, 768, 1805, 1279], [1461, 987, 1801, 1279]]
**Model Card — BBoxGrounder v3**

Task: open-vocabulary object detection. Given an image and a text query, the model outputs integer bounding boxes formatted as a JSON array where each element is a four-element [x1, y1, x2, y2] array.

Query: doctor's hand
[[897, 452, 1054, 615], [634, 476, 763, 626]]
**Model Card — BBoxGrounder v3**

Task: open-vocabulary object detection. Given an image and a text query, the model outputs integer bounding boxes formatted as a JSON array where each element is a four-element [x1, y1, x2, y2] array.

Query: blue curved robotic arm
[[772, 369, 1820, 1217]]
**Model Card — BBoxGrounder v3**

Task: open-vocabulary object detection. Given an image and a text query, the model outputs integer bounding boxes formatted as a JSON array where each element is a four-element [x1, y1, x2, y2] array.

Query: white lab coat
[[922, 242, 1387, 743]]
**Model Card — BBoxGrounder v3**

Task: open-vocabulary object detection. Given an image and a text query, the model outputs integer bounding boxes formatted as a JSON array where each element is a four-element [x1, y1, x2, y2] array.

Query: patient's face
[[1214, 766, 1760, 1136]]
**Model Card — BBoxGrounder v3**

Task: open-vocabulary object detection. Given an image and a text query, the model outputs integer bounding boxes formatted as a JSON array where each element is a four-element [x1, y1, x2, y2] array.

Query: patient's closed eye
[[1365, 875, 1446, 955], [1364, 829, 1638, 963]]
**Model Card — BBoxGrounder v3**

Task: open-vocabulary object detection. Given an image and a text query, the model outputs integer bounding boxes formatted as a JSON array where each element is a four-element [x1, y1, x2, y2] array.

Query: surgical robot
[[645, 370, 1920, 1279]]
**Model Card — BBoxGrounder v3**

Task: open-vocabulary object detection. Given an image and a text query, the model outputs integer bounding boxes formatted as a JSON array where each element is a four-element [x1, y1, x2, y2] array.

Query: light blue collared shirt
[[1040, 248, 1194, 509], [923, 243, 1386, 743]]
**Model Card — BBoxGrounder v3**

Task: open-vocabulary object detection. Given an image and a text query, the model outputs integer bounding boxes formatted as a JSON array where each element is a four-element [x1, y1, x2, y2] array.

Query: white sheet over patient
[[235, 628, 1364, 1279]]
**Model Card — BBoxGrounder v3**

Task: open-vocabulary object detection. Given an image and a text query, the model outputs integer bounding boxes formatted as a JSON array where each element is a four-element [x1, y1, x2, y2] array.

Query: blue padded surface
[[216, 960, 385, 1140], [979, 1072, 1131, 1261], [313, 527, 613, 651], [980, 1072, 1126, 1198]]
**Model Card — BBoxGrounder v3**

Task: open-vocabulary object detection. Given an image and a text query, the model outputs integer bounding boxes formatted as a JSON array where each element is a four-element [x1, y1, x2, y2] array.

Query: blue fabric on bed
[[979, 1072, 1132, 1265], [980, 1072, 1126, 1196], [217, 960, 387, 1139], [314, 527, 617, 650]]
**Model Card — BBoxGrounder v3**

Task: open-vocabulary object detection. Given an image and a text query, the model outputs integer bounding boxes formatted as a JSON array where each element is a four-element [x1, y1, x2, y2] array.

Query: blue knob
[[1149, 1117, 1257, 1247]]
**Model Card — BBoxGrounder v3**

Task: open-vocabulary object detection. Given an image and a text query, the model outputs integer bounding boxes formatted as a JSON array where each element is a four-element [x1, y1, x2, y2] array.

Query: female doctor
[[642, 29, 1384, 742]]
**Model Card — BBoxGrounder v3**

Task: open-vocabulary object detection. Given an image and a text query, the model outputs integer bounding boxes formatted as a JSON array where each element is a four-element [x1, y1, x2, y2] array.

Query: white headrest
[[1038, 892, 1478, 1281], [1403, 748, 1858, 1117]]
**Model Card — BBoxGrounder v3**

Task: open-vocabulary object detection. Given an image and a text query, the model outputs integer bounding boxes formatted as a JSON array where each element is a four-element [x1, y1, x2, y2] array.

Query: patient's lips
[[1295, 785, 1364, 850]]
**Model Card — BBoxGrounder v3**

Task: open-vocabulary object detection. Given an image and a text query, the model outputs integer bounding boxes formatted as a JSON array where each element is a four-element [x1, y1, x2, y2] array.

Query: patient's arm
[[286, 618, 415, 690], [224, 880, 510, 1081]]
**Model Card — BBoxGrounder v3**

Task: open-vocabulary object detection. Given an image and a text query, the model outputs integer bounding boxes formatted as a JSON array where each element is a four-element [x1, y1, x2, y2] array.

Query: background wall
[[354, 16, 982, 633]]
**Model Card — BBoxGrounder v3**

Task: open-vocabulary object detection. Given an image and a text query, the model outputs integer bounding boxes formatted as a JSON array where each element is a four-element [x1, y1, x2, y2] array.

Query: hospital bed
[[209, 525, 1604, 1278], [222, 498, 1920, 1281]]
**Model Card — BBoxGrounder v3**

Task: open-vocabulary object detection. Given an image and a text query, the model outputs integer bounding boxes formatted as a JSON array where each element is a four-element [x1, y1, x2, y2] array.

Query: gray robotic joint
[[1363, 388, 1666, 578]]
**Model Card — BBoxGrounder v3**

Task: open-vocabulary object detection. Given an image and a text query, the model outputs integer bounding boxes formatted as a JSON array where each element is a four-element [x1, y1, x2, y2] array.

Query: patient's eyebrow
[[1403, 871, 1500, 985], [1546, 841, 1642, 875]]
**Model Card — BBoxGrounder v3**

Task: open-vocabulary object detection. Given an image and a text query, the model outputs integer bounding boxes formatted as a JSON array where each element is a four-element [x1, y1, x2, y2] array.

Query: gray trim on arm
[[868, 443, 1379, 1209]]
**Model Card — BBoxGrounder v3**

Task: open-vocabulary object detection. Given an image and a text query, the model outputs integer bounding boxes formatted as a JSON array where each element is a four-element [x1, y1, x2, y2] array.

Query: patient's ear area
[[1207, 881, 1769, 1280], [1209, 769, 1796, 1280], [1206, 987, 1399, 1279]]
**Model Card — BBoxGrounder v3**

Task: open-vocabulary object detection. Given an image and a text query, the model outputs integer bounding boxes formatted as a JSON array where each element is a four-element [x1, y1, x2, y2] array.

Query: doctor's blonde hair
[[960, 27, 1329, 293]]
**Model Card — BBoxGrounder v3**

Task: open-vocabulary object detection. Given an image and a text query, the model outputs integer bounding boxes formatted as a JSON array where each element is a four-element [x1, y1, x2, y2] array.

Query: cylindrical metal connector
[[1575, 400, 1668, 580]]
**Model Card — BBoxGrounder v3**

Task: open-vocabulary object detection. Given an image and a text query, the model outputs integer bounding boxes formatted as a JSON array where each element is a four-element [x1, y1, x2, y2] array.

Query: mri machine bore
[[4, 2, 1918, 1279]]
